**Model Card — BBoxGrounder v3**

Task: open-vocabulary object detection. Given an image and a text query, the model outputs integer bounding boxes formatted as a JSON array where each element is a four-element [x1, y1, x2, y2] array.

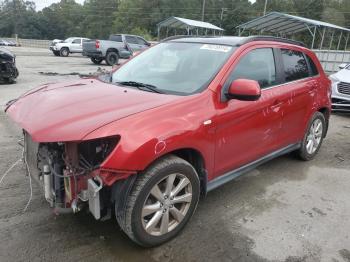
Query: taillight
[[95, 40, 100, 49]]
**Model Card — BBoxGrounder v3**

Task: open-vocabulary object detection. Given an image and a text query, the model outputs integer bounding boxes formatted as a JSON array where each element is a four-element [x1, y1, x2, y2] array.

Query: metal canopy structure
[[237, 12, 350, 49], [157, 16, 224, 40]]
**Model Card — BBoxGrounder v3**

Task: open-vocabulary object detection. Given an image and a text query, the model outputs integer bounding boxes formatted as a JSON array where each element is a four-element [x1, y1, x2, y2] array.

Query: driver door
[[70, 38, 82, 52], [214, 47, 284, 176]]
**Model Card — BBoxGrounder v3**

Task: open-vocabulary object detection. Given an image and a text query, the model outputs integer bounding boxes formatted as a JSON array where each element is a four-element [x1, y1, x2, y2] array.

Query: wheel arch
[[145, 148, 208, 197], [106, 48, 119, 55], [317, 107, 330, 137]]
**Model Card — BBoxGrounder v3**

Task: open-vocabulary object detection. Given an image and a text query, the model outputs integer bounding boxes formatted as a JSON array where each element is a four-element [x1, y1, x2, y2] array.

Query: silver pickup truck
[[83, 34, 150, 65]]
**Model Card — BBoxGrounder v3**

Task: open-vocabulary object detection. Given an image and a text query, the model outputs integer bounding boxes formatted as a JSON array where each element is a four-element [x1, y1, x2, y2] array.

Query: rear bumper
[[83, 50, 103, 58]]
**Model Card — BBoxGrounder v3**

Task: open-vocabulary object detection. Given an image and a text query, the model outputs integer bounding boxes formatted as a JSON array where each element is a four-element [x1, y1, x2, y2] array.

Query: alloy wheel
[[141, 173, 193, 236], [306, 118, 323, 155]]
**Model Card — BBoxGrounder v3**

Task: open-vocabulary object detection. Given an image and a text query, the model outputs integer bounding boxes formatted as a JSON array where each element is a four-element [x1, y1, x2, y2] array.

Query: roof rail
[[240, 36, 306, 47], [161, 35, 217, 42]]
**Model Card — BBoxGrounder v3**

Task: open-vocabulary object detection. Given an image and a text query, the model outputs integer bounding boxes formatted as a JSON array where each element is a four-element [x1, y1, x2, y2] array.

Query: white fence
[[2, 37, 51, 49], [313, 50, 350, 74]]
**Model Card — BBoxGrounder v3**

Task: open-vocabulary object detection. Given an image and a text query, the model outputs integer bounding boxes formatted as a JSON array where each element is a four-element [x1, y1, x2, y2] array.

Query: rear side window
[[306, 55, 318, 76], [281, 49, 309, 82], [110, 35, 122, 42], [72, 39, 81, 44], [229, 48, 277, 89]]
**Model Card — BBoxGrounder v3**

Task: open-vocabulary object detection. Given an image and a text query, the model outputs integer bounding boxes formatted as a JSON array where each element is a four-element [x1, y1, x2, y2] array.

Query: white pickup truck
[[50, 37, 90, 57]]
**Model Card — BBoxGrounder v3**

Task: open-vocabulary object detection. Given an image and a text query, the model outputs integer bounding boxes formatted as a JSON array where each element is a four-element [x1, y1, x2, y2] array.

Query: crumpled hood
[[6, 79, 180, 142]]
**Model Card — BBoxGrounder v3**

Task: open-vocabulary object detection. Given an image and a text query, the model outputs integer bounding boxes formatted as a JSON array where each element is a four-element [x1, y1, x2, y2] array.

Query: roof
[[165, 35, 305, 47], [157, 16, 224, 31], [237, 12, 350, 35]]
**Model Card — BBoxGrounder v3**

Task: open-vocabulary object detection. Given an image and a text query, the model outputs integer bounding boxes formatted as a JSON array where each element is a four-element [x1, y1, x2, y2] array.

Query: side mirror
[[226, 79, 261, 101], [339, 63, 348, 70]]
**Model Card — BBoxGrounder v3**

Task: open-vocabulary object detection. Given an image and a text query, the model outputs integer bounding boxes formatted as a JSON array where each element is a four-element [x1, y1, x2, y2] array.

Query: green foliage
[[0, 0, 349, 40]]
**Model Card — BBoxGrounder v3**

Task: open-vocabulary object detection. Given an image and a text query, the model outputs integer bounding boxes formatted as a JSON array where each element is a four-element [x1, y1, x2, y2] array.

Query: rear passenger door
[[277, 48, 317, 144]]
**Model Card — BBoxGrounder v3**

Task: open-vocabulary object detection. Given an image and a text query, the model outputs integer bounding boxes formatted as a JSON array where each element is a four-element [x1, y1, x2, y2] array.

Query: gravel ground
[[0, 47, 350, 262]]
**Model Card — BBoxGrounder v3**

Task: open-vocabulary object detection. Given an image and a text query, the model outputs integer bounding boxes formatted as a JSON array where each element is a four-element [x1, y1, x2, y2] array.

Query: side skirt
[[207, 143, 301, 192]]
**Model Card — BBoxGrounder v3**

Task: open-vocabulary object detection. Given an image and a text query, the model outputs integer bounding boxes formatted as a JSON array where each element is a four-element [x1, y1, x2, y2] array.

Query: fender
[[83, 90, 217, 177]]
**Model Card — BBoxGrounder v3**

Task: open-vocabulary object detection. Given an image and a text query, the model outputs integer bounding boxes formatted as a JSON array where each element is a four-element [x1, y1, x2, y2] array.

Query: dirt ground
[[0, 47, 350, 262]]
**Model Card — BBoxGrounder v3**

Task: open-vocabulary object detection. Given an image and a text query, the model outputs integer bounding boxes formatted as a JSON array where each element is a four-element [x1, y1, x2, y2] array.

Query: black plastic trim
[[206, 143, 301, 192]]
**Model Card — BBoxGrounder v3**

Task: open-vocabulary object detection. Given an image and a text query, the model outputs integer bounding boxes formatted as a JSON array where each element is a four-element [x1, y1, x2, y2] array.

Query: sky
[[33, 0, 256, 11], [33, 0, 85, 11]]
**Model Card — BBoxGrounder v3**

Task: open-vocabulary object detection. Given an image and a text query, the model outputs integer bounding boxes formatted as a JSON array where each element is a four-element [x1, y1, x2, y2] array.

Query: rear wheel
[[298, 112, 326, 161], [105, 51, 119, 66], [60, 47, 69, 57], [116, 155, 200, 247], [90, 57, 103, 64]]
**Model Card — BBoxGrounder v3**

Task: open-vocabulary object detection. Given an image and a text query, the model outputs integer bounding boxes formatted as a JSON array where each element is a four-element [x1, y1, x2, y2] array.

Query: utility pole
[[201, 0, 206, 21], [263, 0, 268, 15], [13, 0, 18, 36], [220, 8, 227, 28]]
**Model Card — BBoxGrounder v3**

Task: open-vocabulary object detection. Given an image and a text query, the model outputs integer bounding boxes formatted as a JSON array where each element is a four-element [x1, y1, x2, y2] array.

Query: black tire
[[116, 155, 200, 247], [105, 51, 119, 66], [3, 77, 15, 84], [53, 51, 60, 56], [297, 112, 326, 161], [90, 57, 103, 65], [60, 47, 69, 57]]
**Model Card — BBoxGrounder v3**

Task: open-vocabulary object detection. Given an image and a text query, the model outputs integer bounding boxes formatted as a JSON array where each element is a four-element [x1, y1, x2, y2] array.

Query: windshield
[[64, 37, 74, 43], [112, 42, 235, 95]]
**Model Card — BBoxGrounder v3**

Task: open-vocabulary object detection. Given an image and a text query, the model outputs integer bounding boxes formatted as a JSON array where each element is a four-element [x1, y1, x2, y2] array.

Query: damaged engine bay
[[24, 132, 120, 219]]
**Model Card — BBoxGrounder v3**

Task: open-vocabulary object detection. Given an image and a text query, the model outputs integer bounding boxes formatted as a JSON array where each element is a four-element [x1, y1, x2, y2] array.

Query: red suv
[[6, 36, 331, 247]]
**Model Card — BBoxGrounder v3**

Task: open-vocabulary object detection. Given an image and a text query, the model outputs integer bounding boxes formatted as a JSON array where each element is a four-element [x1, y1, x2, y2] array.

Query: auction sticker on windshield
[[200, 44, 232, 52]]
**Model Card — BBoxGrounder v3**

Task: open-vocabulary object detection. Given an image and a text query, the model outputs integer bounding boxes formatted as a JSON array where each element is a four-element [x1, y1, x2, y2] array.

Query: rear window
[[281, 49, 309, 82], [110, 35, 122, 42], [306, 55, 318, 76]]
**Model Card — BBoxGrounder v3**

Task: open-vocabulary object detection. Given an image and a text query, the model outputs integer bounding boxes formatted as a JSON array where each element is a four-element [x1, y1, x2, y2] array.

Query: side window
[[229, 48, 277, 89], [125, 36, 138, 44], [136, 37, 148, 45], [72, 39, 81, 44], [305, 54, 319, 76], [281, 49, 309, 82], [110, 35, 122, 42]]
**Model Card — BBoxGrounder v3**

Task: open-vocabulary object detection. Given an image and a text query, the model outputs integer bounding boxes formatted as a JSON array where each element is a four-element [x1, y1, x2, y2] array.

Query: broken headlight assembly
[[34, 135, 120, 214]]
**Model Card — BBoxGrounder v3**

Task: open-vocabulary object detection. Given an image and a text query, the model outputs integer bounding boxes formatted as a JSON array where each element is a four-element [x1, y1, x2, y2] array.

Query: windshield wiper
[[116, 81, 163, 94]]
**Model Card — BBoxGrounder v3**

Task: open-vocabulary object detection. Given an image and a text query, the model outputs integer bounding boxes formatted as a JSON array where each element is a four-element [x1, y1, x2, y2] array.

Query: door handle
[[270, 99, 284, 109]]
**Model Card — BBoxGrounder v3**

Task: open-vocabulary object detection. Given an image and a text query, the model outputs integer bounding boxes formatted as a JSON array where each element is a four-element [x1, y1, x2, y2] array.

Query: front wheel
[[60, 48, 69, 57], [298, 112, 326, 161], [90, 57, 103, 64], [116, 155, 200, 247]]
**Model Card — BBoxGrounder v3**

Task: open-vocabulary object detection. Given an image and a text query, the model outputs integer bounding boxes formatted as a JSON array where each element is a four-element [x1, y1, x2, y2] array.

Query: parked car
[[0, 39, 15, 46], [50, 37, 90, 57], [83, 34, 149, 65], [0, 40, 17, 46], [5, 36, 331, 247], [49, 39, 63, 55], [329, 63, 350, 112], [0, 47, 19, 83]]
